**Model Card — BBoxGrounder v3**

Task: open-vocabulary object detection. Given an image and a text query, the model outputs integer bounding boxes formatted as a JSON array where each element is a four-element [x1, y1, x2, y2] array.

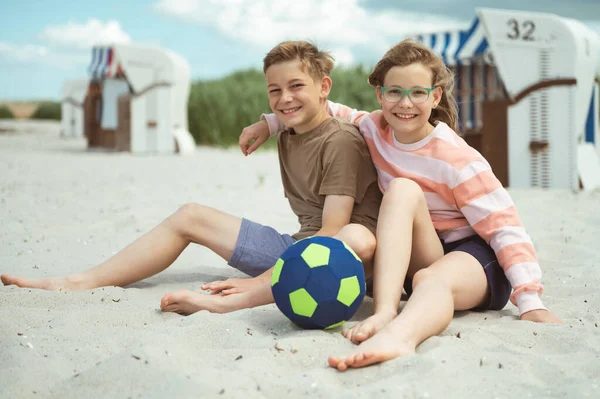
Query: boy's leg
[[161, 224, 376, 315], [1, 203, 242, 291], [161, 279, 275, 315], [201, 219, 297, 295], [328, 250, 489, 371], [342, 178, 444, 344], [161, 219, 295, 314]]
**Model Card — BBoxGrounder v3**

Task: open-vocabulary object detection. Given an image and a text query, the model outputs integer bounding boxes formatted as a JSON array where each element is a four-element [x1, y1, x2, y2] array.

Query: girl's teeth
[[283, 108, 299, 114]]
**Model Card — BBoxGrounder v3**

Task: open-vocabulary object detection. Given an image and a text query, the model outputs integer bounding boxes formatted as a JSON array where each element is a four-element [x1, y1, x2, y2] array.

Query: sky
[[1, 0, 599, 100]]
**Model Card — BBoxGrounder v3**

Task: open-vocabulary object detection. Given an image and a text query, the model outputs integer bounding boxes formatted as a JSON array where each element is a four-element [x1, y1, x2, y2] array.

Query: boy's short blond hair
[[263, 41, 334, 79]]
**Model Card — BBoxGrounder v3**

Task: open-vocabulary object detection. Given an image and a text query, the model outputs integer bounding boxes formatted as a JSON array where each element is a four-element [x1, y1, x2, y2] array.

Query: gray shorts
[[228, 218, 296, 277]]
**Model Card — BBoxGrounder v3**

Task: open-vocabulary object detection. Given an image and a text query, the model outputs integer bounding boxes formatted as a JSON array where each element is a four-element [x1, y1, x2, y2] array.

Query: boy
[[2, 41, 382, 315]]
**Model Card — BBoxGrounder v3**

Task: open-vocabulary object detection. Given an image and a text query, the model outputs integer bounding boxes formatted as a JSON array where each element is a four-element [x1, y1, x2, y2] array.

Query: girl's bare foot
[[328, 326, 416, 371], [160, 290, 244, 315], [1, 273, 90, 291], [342, 310, 397, 344]]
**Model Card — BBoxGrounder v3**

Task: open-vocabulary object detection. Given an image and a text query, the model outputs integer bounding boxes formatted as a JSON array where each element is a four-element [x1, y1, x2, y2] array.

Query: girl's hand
[[520, 309, 563, 324], [239, 120, 270, 156]]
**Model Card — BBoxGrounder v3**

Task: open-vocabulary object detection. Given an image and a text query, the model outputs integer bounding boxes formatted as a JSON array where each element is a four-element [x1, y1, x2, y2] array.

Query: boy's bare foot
[[1, 273, 89, 291], [160, 290, 245, 315], [342, 310, 397, 344], [328, 327, 416, 371]]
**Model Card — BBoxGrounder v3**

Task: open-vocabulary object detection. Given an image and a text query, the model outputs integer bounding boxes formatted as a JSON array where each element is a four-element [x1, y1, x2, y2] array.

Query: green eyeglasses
[[380, 86, 437, 104]]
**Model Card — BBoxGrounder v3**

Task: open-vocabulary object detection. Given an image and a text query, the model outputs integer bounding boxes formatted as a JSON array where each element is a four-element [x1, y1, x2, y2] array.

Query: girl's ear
[[432, 86, 443, 107], [376, 86, 384, 107], [320, 76, 332, 98]]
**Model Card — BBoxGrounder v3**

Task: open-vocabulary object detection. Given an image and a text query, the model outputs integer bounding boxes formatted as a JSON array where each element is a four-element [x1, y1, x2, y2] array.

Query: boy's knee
[[173, 203, 210, 230]]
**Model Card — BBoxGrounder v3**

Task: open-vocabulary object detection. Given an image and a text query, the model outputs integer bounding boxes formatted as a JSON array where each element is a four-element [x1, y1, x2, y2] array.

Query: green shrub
[[330, 65, 379, 112], [188, 69, 270, 147], [0, 105, 14, 119], [187, 65, 379, 147], [30, 101, 61, 120]]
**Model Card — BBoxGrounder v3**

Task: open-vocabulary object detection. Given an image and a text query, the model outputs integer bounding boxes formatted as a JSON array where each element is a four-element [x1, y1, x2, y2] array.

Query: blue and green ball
[[271, 236, 366, 329]]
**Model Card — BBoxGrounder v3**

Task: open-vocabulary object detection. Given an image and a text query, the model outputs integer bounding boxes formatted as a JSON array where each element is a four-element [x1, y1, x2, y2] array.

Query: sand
[[1, 120, 599, 399]]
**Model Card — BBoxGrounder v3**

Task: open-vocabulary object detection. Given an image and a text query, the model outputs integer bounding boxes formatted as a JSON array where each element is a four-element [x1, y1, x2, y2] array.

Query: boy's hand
[[239, 120, 270, 156], [201, 277, 266, 295], [520, 309, 563, 324]]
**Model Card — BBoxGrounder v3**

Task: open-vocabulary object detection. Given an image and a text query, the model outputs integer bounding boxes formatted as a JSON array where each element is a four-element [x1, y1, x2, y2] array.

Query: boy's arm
[[313, 194, 355, 237]]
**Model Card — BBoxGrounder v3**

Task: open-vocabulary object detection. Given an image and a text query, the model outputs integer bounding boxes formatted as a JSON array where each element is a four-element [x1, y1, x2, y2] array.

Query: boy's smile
[[265, 59, 331, 134], [281, 106, 302, 114]]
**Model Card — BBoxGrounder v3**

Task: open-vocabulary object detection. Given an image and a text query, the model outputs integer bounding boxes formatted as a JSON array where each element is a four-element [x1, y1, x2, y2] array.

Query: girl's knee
[[411, 267, 447, 291], [335, 224, 376, 262], [385, 178, 425, 205]]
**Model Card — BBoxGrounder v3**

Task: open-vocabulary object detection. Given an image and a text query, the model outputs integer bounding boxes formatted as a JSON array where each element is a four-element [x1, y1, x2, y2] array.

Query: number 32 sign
[[506, 19, 536, 41]]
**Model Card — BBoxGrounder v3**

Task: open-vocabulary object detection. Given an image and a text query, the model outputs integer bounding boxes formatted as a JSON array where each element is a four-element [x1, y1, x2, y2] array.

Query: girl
[[240, 39, 562, 371]]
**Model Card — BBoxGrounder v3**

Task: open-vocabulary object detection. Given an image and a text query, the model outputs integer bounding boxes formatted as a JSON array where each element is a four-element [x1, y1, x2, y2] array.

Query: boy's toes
[[160, 294, 173, 308]]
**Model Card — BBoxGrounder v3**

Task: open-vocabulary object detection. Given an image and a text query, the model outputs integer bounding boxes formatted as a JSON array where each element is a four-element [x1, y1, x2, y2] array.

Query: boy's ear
[[320, 76, 332, 98]]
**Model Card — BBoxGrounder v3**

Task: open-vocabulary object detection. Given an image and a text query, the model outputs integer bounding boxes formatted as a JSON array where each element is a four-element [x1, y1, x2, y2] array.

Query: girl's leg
[[328, 250, 489, 371], [1, 204, 243, 291], [343, 178, 444, 344]]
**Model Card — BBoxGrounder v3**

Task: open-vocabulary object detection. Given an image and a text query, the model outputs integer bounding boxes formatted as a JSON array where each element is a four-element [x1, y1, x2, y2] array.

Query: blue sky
[[1, 0, 599, 100]]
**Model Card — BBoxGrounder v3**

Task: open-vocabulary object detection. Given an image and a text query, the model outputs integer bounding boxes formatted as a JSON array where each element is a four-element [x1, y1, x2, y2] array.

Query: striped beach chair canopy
[[88, 46, 123, 80], [417, 17, 491, 66]]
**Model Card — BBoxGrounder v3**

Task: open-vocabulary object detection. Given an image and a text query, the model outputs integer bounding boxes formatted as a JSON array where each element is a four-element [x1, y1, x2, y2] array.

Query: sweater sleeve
[[452, 163, 547, 315], [261, 100, 370, 136]]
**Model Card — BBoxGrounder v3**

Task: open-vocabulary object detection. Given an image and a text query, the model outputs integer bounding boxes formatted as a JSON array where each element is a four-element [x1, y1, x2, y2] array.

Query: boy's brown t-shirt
[[277, 117, 382, 240]]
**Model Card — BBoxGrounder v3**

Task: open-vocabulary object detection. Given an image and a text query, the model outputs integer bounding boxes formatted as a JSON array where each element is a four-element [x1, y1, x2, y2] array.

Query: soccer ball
[[271, 236, 366, 329]]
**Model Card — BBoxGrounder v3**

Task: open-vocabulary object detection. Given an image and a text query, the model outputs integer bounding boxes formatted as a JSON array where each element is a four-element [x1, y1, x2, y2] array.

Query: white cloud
[[0, 41, 88, 70], [153, 0, 466, 62], [39, 19, 132, 49], [331, 48, 355, 67], [0, 19, 132, 70], [0, 42, 49, 62]]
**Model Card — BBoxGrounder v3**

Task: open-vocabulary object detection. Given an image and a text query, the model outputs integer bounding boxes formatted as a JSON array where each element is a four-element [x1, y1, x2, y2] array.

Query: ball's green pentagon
[[301, 243, 330, 268], [337, 276, 361, 306], [324, 320, 346, 330], [271, 258, 284, 286], [289, 288, 318, 317], [342, 241, 362, 262]]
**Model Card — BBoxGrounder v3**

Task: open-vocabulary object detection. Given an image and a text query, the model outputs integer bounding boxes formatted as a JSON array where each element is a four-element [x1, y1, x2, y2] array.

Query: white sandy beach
[[1, 120, 599, 399]]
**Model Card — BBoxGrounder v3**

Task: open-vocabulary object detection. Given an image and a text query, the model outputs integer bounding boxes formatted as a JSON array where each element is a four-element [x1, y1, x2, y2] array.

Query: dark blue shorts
[[403, 235, 511, 310], [228, 218, 296, 277]]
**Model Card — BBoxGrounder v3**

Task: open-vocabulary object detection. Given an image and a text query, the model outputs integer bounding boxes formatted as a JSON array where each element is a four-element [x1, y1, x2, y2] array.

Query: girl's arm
[[239, 101, 372, 155], [453, 165, 547, 316], [262, 101, 371, 136]]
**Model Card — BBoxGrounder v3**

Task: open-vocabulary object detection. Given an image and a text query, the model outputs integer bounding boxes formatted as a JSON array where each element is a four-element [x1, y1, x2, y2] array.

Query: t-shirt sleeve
[[318, 131, 371, 203]]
